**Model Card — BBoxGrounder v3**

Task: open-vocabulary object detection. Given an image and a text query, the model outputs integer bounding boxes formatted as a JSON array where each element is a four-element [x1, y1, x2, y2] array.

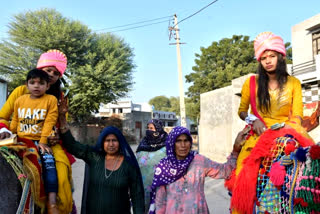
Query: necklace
[[104, 155, 120, 179]]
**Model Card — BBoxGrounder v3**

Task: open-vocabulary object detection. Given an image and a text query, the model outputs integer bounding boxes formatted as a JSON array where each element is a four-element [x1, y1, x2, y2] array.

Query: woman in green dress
[[58, 105, 144, 214], [136, 119, 168, 213]]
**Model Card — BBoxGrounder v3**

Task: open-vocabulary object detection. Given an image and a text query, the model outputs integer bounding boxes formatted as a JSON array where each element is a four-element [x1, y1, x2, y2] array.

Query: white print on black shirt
[[17, 107, 46, 134]]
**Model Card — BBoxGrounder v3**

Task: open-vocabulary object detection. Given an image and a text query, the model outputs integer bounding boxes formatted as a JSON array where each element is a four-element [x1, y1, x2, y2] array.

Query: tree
[[148, 96, 171, 111], [285, 42, 292, 64], [69, 33, 134, 121], [168, 96, 199, 122], [0, 8, 92, 91], [169, 96, 180, 114], [149, 96, 198, 122], [0, 9, 135, 122], [185, 35, 257, 121]]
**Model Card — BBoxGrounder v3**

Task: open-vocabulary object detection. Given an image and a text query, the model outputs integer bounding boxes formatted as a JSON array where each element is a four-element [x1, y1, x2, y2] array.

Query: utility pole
[[169, 14, 187, 127]]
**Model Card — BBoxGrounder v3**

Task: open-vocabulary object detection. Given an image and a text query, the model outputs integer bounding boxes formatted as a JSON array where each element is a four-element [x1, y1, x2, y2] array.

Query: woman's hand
[[58, 95, 69, 134], [47, 129, 60, 146], [38, 143, 53, 154], [233, 130, 247, 153], [58, 96, 68, 116], [252, 119, 266, 136]]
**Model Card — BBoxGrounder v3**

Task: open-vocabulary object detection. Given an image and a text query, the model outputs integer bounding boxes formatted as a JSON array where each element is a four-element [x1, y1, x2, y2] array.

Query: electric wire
[[175, 0, 219, 26], [0, 18, 173, 43], [108, 19, 173, 33], [94, 15, 173, 31]]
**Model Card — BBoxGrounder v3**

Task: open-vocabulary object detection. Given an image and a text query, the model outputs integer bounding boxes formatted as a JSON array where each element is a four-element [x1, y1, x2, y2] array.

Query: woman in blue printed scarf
[[148, 126, 245, 214], [136, 119, 168, 213]]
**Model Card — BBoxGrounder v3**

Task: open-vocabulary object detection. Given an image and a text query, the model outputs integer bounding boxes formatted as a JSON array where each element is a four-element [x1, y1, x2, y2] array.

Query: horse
[[0, 151, 22, 214], [0, 148, 41, 214]]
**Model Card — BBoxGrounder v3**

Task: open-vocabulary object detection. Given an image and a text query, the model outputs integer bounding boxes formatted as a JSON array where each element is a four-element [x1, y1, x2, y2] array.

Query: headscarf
[[95, 126, 140, 170], [254, 32, 286, 61], [136, 119, 168, 152], [81, 126, 142, 214], [36, 49, 67, 76], [148, 126, 196, 214]]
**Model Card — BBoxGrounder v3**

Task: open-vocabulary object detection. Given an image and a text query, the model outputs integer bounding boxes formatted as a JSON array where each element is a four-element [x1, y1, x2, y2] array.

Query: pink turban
[[254, 32, 286, 61], [36, 49, 67, 76]]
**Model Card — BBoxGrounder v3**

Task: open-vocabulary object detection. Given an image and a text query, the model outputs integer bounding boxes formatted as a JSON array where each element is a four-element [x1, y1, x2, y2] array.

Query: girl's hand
[[38, 143, 53, 154], [252, 119, 266, 136]]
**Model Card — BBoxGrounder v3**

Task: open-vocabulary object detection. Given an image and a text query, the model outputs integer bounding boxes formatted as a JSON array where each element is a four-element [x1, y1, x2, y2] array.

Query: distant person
[[136, 119, 168, 213], [149, 126, 245, 214], [58, 98, 145, 213]]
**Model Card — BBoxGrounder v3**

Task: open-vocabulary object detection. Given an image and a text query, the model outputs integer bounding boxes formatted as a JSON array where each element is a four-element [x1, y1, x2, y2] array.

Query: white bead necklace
[[104, 155, 120, 180]]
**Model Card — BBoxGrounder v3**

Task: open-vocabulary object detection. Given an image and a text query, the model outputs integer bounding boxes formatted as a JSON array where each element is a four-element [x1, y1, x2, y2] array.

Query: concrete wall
[[199, 73, 320, 163], [199, 74, 251, 162], [309, 126, 320, 142], [123, 111, 151, 143]]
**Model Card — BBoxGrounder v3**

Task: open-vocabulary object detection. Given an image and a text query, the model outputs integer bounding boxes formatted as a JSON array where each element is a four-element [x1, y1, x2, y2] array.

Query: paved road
[[71, 144, 231, 213]]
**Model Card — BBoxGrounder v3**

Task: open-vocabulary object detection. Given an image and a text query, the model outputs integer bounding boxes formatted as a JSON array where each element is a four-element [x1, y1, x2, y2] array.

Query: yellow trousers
[[51, 144, 73, 214]]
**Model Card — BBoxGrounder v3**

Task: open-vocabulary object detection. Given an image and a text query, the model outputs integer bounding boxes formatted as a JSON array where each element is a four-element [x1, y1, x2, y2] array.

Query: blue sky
[[1, 0, 319, 103]]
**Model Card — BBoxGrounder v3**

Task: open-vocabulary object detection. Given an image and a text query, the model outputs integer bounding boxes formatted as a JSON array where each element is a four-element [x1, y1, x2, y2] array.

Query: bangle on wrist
[[245, 114, 258, 124]]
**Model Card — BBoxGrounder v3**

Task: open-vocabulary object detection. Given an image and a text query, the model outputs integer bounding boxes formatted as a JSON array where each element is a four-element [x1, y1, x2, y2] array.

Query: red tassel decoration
[[294, 198, 309, 207], [230, 128, 314, 214], [284, 144, 296, 155], [269, 162, 286, 186], [309, 145, 320, 160]]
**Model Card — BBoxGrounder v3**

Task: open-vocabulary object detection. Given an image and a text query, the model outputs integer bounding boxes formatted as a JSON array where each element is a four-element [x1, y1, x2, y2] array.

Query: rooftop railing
[[291, 60, 316, 76]]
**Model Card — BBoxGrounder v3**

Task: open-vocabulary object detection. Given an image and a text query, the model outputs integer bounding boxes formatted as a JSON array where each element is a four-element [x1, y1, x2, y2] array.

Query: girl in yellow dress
[[227, 32, 314, 214]]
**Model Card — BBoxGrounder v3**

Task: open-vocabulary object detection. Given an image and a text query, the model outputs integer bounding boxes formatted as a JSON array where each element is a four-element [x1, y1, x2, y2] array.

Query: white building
[[152, 110, 178, 127], [291, 13, 320, 103], [96, 100, 152, 116], [96, 101, 152, 142]]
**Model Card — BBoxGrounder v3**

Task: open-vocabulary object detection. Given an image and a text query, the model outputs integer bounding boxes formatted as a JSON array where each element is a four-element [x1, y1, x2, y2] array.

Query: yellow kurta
[[238, 75, 304, 128], [0, 85, 73, 214], [233, 75, 313, 213]]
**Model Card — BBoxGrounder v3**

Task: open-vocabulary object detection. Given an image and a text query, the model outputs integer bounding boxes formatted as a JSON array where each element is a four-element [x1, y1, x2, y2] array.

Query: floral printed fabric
[[136, 147, 166, 213], [155, 153, 238, 214]]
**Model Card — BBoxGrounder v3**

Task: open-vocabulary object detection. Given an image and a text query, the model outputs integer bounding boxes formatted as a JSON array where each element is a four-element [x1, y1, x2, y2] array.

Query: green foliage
[[0, 9, 134, 122], [148, 96, 198, 122], [0, 8, 92, 91], [149, 96, 171, 112], [69, 33, 134, 121], [285, 42, 292, 64], [185, 35, 257, 120]]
